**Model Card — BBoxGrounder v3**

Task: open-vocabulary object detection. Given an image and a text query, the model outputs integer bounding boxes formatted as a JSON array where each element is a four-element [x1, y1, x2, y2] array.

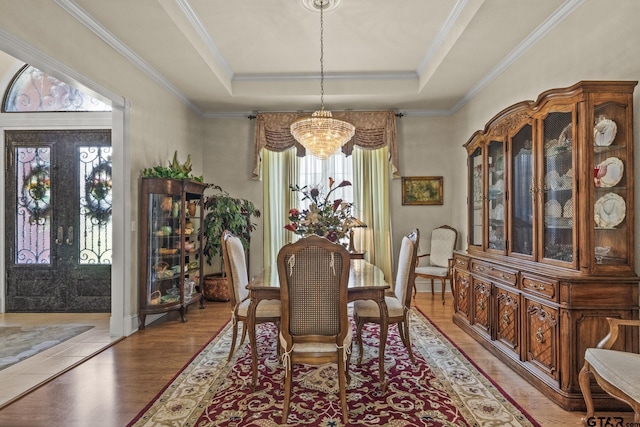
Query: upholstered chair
[[414, 225, 457, 304], [277, 235, 352, 424], [579, 317, 640, 423], [354, 229, 419, 364], [222, 230, 280, 361]]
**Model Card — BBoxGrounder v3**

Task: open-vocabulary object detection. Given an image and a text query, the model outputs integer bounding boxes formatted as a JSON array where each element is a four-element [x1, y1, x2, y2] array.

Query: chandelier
[[290, 0, 355, 160]]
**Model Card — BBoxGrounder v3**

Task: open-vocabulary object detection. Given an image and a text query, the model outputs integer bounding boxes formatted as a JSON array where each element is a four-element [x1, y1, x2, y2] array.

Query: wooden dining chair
[[413, 225, 457, 304], [354, 229, 419, 364], [222, 230, 280, 361], [277, 235, 352, 424]]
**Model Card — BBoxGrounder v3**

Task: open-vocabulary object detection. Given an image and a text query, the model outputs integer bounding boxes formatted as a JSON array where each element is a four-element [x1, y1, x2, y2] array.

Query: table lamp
[[346, 217, 367, 253]]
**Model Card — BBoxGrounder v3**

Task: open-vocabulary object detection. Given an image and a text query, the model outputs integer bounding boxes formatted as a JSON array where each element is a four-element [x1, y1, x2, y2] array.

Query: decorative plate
[[545, 199, 562, 218], [545, 170, 561, 190], [594, 192, 626, 228], [558, 123, 572, 146], [594, 157, 623, 187], [563, 198, 574, 218], [594, 118, 617, 146]]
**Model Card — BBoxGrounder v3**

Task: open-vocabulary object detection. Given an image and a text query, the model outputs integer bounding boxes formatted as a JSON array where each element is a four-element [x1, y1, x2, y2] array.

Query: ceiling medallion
[[301, 0, 342, 13]]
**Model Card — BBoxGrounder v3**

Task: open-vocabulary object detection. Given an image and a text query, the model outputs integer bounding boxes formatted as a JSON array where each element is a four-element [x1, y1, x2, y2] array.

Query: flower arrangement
[[285, 177, 353, 242]]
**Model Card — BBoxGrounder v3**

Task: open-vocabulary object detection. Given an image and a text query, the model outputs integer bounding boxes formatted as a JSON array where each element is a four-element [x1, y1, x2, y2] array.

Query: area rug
[[0, 324, 94, 370], [128, 309, 540, 426]]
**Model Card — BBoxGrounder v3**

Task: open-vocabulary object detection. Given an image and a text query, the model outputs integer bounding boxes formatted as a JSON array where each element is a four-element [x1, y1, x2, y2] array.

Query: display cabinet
[[455, 81, 639, 411], [138, 178, 206, 329]]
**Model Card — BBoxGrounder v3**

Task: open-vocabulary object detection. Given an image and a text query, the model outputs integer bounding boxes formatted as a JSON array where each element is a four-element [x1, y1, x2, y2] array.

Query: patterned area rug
[[128, 309, 540, 426], [0, 324, 94, 370]]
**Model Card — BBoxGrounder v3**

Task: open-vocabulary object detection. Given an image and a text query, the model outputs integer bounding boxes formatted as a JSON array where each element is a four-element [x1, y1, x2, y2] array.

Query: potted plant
[[201, 183, 260, 301], [140, 150, 204, 182]]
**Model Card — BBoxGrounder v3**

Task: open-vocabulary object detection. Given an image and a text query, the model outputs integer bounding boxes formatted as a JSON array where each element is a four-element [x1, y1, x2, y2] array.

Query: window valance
[[253, 110, 399, 178]]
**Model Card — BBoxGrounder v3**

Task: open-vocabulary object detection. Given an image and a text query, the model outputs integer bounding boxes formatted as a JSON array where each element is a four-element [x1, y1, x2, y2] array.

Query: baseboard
[[414, 278, 451, 293]]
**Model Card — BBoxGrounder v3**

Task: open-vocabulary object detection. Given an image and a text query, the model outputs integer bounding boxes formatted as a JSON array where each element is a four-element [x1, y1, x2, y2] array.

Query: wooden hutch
[[455, 81, 639, 411]]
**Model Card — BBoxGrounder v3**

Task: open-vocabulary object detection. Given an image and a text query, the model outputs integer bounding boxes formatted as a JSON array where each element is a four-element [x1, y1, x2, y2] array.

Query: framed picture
[[401, 176, 443, 205]]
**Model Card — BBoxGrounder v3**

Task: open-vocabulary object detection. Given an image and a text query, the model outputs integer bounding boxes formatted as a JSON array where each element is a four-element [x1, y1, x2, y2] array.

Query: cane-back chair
[[277, 235, 352, 424]]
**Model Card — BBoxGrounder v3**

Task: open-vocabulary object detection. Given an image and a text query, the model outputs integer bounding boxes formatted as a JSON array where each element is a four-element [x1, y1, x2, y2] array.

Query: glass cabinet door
[[592, 100, 631, 268], [541, 111, 575, 266], [487, 140, 505, 251], [146, 193, 182, 307], [510, 124, 533, 256], [469, 146, 483, 248]]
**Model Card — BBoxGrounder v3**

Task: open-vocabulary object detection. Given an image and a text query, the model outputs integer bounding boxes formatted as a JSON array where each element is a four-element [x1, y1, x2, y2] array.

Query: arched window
[[3, 65, 111, 112]]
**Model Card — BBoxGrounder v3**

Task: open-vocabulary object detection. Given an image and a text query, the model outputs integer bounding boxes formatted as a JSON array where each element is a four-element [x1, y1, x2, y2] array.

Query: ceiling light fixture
[[290, 0, 355, 160]]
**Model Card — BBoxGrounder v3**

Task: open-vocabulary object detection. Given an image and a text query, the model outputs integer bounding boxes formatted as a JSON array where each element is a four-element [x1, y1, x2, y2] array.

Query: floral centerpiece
[[285, 177, 353, 242]]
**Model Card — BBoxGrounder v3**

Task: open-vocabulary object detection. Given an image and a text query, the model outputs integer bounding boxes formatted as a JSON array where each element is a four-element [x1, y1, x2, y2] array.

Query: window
[[296, 153, 353, 212], [4, 65, 111, 112]]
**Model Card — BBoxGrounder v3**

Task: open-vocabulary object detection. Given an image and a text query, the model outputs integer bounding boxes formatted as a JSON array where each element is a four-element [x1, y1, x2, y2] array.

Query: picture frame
[[401, 176, 443, 205]]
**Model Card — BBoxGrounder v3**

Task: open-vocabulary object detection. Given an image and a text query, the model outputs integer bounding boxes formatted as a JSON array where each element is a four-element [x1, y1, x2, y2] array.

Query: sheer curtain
[[260, 146, 393, 282]]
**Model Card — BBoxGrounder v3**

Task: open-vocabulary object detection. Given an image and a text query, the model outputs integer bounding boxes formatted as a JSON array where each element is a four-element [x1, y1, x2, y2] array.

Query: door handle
[[55, 226, 64, 245], [66, 226, 73, 245]]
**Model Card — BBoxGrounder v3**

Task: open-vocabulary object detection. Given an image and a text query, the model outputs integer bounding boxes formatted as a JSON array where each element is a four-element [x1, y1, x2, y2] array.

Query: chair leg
[[239, 321, 248, 347], [227, 319, 239, 361], [282, 363, 293, 424], [578, 362, 595, 422], [441, 278, 446, 305], [430, 279, 435, 296], [356, 317, 365, 365], [338, 352, 349, 424], [398, 319, 415, 363]]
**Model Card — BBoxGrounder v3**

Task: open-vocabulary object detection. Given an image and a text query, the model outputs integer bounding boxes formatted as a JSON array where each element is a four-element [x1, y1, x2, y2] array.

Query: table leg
[[247, 293, 259, 391], [375, 297, 389, 393]]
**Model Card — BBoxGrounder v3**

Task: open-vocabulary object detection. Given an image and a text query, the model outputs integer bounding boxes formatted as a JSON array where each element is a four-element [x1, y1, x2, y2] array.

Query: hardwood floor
[[0, 294, 631, 426]]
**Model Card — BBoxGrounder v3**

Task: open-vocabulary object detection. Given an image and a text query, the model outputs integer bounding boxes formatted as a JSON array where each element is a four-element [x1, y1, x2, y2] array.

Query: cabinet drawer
[[522, 276, 558, 301], [470, 260, 517, 286], [453, 255, 469, 271]]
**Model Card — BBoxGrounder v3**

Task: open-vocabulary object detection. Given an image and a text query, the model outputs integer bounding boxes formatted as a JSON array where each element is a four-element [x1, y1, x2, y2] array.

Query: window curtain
[[256, 111, 397, 277], [352, 146, 393, 282], [253, 110, 399, 179], [261, 148, 298, 269]]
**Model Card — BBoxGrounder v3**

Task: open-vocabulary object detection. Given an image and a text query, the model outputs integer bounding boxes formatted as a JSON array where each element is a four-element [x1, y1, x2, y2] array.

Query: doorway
[[4, 129, 112, 312]]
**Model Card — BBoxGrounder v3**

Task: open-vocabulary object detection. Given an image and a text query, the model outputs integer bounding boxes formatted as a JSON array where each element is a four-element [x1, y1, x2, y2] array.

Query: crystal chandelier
[[290, 0, 355, 160]]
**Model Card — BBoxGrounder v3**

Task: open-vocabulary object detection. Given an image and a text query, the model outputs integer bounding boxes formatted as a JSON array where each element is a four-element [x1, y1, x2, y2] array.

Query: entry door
[[5, 130, 112, 312]]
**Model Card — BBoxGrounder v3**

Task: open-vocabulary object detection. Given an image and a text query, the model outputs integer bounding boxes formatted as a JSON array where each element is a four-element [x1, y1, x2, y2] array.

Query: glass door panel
[[542, 112, 575, 264], [510, 125, 533, 256], [469, 147, 483, 248], [593, 101, 630, 266], [487, 140, 505, 251]]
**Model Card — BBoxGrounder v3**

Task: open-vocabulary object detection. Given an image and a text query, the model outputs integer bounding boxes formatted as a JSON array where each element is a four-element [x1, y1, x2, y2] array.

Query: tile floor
[[0, 313, 113, 408]]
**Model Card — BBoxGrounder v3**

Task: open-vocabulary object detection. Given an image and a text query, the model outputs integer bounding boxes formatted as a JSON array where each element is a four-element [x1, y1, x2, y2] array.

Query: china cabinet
[[455, 81, 639, 410], [138, 178, 206, 329]]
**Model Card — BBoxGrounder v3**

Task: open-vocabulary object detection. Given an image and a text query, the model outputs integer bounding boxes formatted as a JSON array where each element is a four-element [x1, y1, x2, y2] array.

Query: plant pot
[[202, 273, 230, 302]]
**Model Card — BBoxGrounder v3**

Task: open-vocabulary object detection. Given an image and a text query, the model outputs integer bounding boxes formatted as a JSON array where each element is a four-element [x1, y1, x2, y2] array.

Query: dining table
[[246, 258, 391, 393]]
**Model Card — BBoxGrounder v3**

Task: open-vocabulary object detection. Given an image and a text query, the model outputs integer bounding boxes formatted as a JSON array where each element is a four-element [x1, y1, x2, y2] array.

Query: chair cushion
[[353, 296, 404, 318], [280, 327, 352, 354], [415, 265, 447, 278], [237, 298, 281, 318], [585, 348, 640, 401]]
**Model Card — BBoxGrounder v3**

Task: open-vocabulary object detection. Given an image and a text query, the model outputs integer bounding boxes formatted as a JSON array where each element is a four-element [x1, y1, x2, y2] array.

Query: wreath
[[21, 163, 51, 222], [85, 162, 112, 223]]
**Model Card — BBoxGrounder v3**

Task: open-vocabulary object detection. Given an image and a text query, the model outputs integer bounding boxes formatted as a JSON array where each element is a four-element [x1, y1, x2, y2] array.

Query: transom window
[[3, 65, 111, 112]]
